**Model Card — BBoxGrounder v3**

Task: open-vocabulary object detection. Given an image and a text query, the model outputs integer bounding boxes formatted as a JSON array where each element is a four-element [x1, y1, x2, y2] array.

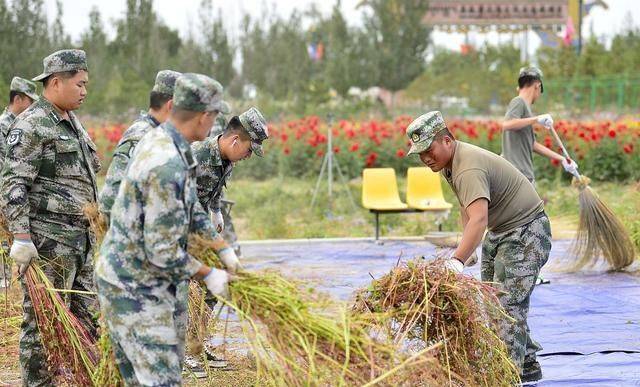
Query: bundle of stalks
[[23, 264, 100, 385], [187, 280, 216, 355], [188, 234, 448, 385], [92, 322, 124, 387], [0, 213, 12, 245], [570, 176, 635, 271], [353, 258, 520, 387], [83, 202, 108, 245]]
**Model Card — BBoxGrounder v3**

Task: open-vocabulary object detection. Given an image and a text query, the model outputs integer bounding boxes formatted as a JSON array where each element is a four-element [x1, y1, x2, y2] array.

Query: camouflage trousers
[[96, 277, 189, 387], [220, 198, 240, 257], [481, 213, 551, 373], [20, 232, 97, 387]]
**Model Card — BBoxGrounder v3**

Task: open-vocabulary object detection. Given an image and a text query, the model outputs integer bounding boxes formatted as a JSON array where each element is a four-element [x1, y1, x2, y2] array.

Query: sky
[[43, 0, 640, 56]]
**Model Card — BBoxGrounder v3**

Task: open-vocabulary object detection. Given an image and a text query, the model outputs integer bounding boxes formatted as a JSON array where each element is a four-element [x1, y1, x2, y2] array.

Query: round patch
[[6, 129, 22, 146], [411, 133, 420, 143]]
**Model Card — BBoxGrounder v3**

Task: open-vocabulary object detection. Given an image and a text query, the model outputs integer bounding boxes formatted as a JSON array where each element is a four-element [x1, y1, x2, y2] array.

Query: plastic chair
[[362, 168, 409, 240], [406, 167, 453, 211]]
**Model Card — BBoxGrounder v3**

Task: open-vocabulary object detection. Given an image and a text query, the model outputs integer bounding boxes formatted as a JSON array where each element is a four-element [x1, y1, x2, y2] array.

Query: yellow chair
[[362, 168, 410, 240], [406, 167, 453, 211]]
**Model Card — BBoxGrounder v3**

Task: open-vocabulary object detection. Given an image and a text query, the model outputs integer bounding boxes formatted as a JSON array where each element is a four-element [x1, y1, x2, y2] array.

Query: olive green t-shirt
[[442, 141, 544, 234], [502, 96, 536, 182]]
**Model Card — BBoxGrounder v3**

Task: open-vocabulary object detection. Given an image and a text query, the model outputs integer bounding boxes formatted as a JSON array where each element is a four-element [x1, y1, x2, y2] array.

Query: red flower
[[349, 142, 360, 152], [316, 150, 325, 158], [396, 149, 406, 158], [333, 146, 340, 154], [280, 133, 289, 142], [551, 159, 560, 167], [608, 129, 616, 138], [283, 147, 291, 155], [623, 143, 634, 154], [365, 152, 378, 167]]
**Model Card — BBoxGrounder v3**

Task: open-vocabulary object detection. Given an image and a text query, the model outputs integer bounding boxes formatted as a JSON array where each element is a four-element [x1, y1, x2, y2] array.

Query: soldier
[[95, 73, 238, 386], [1, 49, 100, 386], [407, 111, 551, 383], [0, 76, 39, 288], [98, 69, 182, 220], [501, 66, 579, 184], [185, 107, 269, 372]]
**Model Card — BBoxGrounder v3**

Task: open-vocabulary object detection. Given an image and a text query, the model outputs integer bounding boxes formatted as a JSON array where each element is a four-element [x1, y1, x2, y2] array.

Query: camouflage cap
[[218, 100, 231, 115], [173, 73, 225, 112], [10, 76, 39, 101], [33, 49, 88, 82], [406, 111, 447, 156], [238, 107, 269, 157], [152, 70, 182, 95], [518, 66, 544, 92]]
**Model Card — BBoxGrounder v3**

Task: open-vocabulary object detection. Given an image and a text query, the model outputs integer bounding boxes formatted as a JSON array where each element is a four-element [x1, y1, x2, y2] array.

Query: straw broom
[[549, 127, 635, 271], [353, 258, 520, 387]]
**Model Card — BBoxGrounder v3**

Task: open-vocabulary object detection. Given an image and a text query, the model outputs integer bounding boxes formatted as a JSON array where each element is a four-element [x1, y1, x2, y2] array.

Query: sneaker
[[0, 278, 10, 289], [203, 345, 229, 369], [535, 275, 550, 285], [183, 355, 207, 378]]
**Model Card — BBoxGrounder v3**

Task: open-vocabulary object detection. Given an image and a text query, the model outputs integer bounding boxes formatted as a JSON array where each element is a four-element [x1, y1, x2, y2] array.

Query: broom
[[549, 126, 635, 271]]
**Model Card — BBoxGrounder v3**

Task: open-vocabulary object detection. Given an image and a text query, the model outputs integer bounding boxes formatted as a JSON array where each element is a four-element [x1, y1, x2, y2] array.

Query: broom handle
[[549, 126, 572, 161]]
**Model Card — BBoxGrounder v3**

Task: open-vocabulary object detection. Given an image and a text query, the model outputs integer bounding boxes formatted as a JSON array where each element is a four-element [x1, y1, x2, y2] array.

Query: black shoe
[[183, 355, 207, 378], [204, 345, 229, 369], [520, 364, 543, 383]]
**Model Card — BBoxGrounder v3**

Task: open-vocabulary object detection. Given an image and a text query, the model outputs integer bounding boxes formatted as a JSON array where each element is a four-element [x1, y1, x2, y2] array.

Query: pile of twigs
[[353, 258, 520, 387], [570, 176, 635, 271]]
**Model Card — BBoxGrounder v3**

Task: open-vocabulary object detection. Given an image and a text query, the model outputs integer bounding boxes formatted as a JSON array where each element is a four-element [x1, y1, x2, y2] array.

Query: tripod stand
[[310, 113, 357, 217]]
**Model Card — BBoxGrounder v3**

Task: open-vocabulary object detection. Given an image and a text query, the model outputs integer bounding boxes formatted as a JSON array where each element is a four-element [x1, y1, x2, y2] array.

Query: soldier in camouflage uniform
[[0, 76, 39, 288], [98, 69, 181, 220], [95, 73, 239, 386], [1, 49, 101, 386], [406, 111, 551, 383]]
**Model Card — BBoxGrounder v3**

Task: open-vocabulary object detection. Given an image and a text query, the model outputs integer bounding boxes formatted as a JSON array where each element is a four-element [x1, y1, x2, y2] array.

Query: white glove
[[10, 239, 38, 275], [561, 158, 579, 178], [443, 257, 464, 273], [217, 247, 241, 274], [203, 268, 231, 300], [211, 210, 224, 233], [536, 114, 554, 128]]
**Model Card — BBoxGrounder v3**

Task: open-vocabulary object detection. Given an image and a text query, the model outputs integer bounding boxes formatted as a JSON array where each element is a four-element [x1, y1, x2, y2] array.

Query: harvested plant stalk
[[353, 258, 520, 387], [571, 176, 635, 271]]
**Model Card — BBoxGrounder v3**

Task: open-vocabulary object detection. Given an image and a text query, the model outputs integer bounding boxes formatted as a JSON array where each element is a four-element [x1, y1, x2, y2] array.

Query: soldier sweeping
[[407, 111, 551, 383], [0, 76, 39, 288], [98, 69, 183, 220], [501, 66, 579, 184], [95, 73, 237, 386], [1, 49, 100, 386]]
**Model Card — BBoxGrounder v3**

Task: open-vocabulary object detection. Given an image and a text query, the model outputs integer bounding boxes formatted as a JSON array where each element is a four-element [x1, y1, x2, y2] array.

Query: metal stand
[[310, 113, 357, 217]]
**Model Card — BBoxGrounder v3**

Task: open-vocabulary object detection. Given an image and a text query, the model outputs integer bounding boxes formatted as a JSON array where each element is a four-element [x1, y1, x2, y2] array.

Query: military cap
[[238, 107, 269, 157], [10, 77, 39, 101], [152, 70, 182, 95], [33, 49, 88, 82], [173, 73, 227, 112], [406, 111, 447, 156], [218, 100, 231, 115], [518, 66, 543, 92]]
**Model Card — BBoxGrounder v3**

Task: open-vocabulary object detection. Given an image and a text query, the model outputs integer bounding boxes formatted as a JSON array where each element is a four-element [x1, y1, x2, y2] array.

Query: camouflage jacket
[[0, 108, 17, 175], [1, 97, 100, 250], [192, 134, 233, 213], [95, 122, 218, 294], [98, 111, 160, 218]]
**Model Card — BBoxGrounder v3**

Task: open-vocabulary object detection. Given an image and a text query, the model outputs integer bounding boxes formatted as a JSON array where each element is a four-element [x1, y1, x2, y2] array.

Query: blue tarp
[[243, 239, 640, 386]]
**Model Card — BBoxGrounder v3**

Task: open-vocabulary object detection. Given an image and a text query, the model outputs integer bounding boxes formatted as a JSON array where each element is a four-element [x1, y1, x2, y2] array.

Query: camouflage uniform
[[98, 70, 181, 220], [95, 73, 227, 386], [1, 50, 100, 387]]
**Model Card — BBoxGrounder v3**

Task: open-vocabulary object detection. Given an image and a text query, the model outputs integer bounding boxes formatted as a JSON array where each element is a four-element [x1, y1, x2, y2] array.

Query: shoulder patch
[[6, 129, 22, 146]]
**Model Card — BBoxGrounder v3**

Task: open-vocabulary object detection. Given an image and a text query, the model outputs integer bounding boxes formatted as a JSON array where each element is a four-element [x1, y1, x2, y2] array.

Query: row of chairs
[[361, 167, 453, 240]]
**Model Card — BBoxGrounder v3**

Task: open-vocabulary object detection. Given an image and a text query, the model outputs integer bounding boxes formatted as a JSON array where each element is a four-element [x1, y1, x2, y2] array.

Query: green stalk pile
[[353, 259, 520, 387]]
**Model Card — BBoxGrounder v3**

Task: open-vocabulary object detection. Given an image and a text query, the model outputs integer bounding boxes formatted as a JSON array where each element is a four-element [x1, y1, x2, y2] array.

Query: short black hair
[[222, 116, 251, 140], [434, 127, 455, 142], [149, 91, 172, 110], [42, 69, 83, 88], [9, 90, 27, 104], [518, 75, 543, 92]]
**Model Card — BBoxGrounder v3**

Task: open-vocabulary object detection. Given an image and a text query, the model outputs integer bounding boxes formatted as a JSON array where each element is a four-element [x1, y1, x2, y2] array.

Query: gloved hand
[[10, 239, 38, 276], [217, 247, 241, 274], [211, 210, 224, 233], [443, 257, 464, 273], [536, 114, 554, 128], [203, 268, 231, 300], [561, 158, 579, 178]]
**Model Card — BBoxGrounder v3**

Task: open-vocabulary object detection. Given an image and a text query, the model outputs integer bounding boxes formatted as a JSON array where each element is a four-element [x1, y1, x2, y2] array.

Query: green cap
[[152, 70, 182, 95], [238, 107, 269, 157], [218, 100, 231, 115], [33, 49, 88, 82], [10, 77, 39, 101], [172, 73, 225, 112], [518, 66, 543, 92], [406, 111, 447, 156]]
